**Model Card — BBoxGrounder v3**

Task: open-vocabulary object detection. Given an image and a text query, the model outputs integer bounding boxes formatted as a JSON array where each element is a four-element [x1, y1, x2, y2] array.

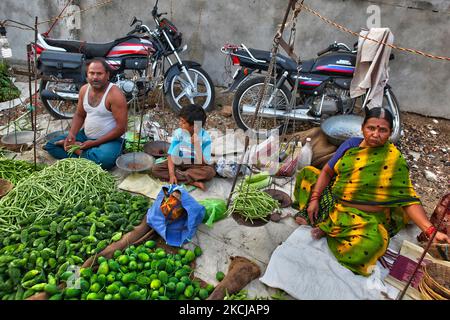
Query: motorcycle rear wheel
[[232, 76, 292, 136], [40, 79, 79, 120], [165, 65, 215, 113]]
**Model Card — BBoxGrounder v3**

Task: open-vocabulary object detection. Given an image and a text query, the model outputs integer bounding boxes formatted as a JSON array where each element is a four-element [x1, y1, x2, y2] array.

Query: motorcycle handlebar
[[317, 45, 333, 56], [127, 25, 139, 35], [152, 0, 159, 18], [317, 43, 352, 56], [127, 24, 152, 36]]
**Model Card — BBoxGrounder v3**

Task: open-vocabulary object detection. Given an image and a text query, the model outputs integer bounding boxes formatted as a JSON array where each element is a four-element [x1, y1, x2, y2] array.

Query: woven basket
[[419, 242, 450, 261], [422, 276, 447, 300], [422, 263, 450, 300], [418, 280, 433, 300], [0, 178, 13, 198]]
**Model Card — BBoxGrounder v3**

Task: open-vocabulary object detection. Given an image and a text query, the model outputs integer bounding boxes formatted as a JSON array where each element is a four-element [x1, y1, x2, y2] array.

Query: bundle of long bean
[[0, 158, 116, 233], [226, 185, 280, 223], [0, 159, 47, 185]]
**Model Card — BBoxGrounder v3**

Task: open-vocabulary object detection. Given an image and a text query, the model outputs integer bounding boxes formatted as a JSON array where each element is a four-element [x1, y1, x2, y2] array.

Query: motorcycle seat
[[44, 36, 140, 58], [243, 48, 299, 72], [45, 38, 115, 58]]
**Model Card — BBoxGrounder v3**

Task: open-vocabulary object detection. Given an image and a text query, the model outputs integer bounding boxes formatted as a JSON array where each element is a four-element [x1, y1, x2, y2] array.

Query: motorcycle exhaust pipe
[[40, 89, 79, 101], [241, 105, 320, 121]]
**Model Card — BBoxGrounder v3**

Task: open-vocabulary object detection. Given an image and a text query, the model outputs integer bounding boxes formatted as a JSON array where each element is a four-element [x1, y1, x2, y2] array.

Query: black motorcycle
[[35, 0, 215, 119], [221, 42, 401, 142]]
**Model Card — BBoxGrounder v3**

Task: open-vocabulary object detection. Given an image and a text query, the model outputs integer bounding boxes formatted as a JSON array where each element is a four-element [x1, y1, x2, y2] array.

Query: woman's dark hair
[[86, 58, 111, 74], [362, 107, 393, 129], [178, 104, 207, 126]]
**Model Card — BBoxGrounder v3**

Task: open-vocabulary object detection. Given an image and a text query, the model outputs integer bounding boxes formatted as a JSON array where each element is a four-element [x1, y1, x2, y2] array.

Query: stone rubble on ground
[[424, 170, 438, 182]]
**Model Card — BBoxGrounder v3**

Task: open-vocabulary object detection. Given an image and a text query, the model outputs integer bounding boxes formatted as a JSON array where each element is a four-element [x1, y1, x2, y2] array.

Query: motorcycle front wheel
[[165, 65, 215, 113], [382, 87, 402, 143], [232, 76, 292, 136], [40, 79, 79, 119]]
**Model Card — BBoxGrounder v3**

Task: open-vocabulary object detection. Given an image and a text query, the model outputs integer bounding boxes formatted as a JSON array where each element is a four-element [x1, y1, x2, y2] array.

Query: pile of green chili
[[0, 158, 116, 233]]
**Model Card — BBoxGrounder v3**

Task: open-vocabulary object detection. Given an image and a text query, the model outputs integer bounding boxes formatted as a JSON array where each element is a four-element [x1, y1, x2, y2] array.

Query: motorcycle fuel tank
[[311, 52, 356, 76], [106, 38, 155, 58], [106, 38, 155, 70]]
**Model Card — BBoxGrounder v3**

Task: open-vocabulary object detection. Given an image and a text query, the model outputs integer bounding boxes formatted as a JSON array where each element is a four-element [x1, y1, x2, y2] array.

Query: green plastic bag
[[198, 199, 227, 227]]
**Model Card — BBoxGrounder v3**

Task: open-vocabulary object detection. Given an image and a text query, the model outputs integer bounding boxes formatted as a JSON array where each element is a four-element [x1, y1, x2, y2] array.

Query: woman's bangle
[[424, 225, 437, 239]]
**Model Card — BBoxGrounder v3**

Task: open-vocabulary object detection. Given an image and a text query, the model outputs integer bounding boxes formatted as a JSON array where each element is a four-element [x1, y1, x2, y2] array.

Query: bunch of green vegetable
[[0, 62, 21, 103], [226, 185, 280, 223], [0, 158, 47, 185], [124, 132, 148, 153], [47, 243, 214, 300], [224, 289, 248, 300], [0, 191, 150, 300], [0, 158, 116, 233], [238, 172, 271, 190], [66, 145, 82, 157]]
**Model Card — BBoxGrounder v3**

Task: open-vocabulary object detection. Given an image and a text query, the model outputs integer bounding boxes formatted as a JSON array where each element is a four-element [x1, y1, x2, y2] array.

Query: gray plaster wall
[[1, 0, 449, 118]]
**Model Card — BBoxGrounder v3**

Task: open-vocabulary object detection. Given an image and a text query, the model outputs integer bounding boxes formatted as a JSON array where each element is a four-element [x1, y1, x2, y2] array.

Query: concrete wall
[[1, 0, 449, 118]]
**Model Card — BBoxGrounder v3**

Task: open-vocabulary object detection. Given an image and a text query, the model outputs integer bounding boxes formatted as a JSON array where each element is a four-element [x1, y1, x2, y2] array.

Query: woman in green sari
[[293, 107, 449, 276]]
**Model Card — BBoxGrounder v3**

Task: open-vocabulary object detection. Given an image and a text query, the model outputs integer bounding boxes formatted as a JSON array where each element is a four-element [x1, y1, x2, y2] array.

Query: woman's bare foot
[[311, 227, 326, 240], [54, 139, 65, 146], [190, 181, 206, 191], [295, 216, 308, 225]]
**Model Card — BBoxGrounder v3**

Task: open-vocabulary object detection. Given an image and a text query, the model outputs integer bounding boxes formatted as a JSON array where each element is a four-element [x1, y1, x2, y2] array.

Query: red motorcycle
[[35, 0, 215, 119]]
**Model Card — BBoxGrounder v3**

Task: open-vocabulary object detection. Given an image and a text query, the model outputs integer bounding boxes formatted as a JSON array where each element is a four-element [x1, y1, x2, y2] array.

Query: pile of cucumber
[[49, 242, 214, 300], [0, 191, 150, 300]]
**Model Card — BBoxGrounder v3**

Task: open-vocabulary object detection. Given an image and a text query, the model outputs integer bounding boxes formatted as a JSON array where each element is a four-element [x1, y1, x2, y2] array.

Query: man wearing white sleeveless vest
[[45, 58, 128, 169]]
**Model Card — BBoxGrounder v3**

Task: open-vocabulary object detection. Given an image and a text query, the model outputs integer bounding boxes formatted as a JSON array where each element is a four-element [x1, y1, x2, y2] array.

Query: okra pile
[[0, 191, 150, 300]]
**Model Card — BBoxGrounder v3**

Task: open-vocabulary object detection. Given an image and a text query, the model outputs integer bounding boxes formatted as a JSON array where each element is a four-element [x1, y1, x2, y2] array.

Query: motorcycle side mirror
[[152, 0, 160, 17], [130, 17, 138, 27]]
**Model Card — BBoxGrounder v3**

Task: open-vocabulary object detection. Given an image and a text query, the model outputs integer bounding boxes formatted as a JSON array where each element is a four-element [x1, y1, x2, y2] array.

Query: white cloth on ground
[[118, 173, 164, 199], [259, 226, 400, 300], [350, 28, 394, 109]]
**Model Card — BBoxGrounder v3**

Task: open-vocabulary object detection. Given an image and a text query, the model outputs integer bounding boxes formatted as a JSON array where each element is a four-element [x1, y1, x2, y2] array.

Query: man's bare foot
[[54, 139, 65, 146], [311, 227, 326, 240], [190, 181, 206, 191], [295, 216, 308, 225]]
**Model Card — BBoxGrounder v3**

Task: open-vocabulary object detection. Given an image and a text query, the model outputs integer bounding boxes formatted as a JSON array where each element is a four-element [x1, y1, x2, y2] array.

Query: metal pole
[[26, 45, 34, 131], [137, 96, 145, 152], [33, 17, 38, 169]]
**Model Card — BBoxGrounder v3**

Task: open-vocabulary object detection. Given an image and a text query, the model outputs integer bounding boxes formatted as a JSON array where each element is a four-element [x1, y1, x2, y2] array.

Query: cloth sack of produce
[[146, 184, 205, 247], [160, 188, 187, 221], [198, 198, 227, 227]]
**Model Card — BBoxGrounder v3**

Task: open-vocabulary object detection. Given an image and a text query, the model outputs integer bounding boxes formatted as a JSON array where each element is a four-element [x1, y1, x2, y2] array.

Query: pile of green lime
[[49, 242, 214, 300]]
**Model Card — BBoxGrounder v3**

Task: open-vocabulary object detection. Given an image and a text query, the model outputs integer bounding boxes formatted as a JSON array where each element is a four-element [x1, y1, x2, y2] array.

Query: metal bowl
[[321, 115, 363, 146], [144, 140, 170, 157], [1, 131, 41, 145], [45, 130, 69, 142], [116, 152, 155, 172], [264, 189, 292, 208]]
